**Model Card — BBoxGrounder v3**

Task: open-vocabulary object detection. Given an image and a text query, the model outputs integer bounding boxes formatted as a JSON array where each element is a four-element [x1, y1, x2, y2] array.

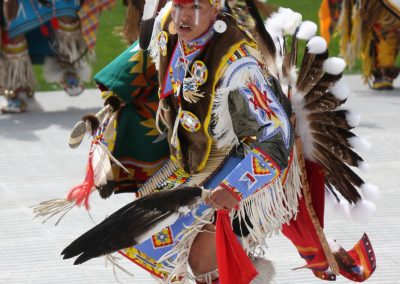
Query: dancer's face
[[171, 0, 217, 42]]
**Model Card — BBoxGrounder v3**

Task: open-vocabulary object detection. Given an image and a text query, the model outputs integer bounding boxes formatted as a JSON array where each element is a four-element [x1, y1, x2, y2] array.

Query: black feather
[[97, 180, 115, 199], [104, 95, 121, 111], [139, 18, 156, 50], [61, 186, 203, 264]]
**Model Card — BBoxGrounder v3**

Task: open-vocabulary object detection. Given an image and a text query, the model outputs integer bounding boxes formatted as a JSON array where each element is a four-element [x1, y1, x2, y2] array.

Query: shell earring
[[213, 19, 227, 33], [168, 21, 177, 35]]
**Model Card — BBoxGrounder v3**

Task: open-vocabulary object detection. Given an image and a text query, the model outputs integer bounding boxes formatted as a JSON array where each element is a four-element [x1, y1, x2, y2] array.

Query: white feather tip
[[361, 183, 380, 202], [346, 111, 361, 127], [349, 136, 371, 152], [358, 161, 369, 172], [297, 21, 318, 40], [329, 79, 350, 100], [350, 200, 376, 224], [323, 57, 346, 75]]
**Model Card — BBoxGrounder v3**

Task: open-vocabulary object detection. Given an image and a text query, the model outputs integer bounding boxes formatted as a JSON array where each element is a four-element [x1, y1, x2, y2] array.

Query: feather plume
[[62, 186, 205, 264]]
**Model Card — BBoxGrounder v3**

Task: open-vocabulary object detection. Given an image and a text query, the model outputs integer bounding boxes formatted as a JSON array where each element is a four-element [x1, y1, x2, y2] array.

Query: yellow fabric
[[319, 0, 332, 44], [374, 29, 399, 68]]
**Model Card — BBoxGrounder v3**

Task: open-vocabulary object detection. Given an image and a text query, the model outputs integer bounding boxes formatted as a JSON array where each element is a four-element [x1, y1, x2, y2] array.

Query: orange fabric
[[319, 0, 332, 44]]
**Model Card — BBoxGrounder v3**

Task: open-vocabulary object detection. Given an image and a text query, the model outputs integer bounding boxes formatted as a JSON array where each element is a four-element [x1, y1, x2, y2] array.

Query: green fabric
[[93, 40, 170, 193]]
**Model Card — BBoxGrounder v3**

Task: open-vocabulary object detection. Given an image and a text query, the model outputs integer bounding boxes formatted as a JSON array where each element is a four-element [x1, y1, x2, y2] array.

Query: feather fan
[[62, 186, 205, 264]]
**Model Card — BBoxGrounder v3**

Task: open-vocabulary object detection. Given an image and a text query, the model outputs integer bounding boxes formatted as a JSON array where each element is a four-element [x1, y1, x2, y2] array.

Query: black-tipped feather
[[62, 186, 203, 264]]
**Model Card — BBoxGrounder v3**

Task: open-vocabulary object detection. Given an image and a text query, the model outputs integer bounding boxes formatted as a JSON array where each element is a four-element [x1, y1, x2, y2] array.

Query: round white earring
[[213, 19, 227, 33]]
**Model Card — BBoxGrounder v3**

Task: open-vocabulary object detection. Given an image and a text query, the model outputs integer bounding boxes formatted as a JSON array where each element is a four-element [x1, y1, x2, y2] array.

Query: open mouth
[[178, 23, 191, 32]]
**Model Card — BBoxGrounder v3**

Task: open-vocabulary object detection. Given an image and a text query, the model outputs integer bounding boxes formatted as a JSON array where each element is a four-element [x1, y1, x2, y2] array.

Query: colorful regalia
[[319, 0, 400, 90], [0, 0, 115, 113], [35, 1, 379, 283]]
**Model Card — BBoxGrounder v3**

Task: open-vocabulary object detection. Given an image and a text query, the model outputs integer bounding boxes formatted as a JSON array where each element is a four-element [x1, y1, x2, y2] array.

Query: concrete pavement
[[0, 76, 399, 283]]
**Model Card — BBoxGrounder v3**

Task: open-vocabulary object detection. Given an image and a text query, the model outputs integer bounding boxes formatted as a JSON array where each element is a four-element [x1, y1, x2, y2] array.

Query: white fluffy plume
[[323, 57, 346, 75], [307, 36, 327, 54], [350, 200, 377, 224], [329, 79, 350, 100], [349, 136, 371, 152], [361, 183, 380, 202], [297, 21, 318, 40]]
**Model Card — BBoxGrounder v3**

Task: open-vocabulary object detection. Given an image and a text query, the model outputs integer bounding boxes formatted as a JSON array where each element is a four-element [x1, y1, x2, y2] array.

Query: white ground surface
[[0, 75, 399, 283]]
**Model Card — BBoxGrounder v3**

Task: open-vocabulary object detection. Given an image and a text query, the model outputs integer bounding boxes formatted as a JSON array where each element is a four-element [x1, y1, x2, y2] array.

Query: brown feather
[[310, 122, 357, 148], [305, 92, 347, 112], [308, 110, 354, 130], [304, 73, 342, 104], [313, 133, 364, 167], [314, 148, 362, 203], [296, 49, 329, 94]]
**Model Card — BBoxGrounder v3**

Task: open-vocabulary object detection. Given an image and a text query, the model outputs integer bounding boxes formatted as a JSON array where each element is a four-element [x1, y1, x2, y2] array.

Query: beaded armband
[[219, 148, 281, 201]]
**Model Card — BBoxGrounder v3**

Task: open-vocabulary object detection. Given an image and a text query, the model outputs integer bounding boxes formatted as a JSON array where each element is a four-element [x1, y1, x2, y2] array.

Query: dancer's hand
[[205, 186, 239, 210]]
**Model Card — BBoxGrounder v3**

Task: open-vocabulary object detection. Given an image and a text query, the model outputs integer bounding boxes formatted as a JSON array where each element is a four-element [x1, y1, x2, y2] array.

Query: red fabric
[[40, 25, 50, 37], [282, 160, 377, 282], [282, 161, 330, 274], [1, 30, 10, 45], [67, 147, 95, 209], [215, 210, 258, 284], [51, 17, 59, 30]]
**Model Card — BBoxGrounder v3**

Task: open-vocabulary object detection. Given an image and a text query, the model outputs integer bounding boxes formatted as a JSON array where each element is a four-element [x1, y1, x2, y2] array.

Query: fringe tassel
[[233, 177, 300, 253], [2, 41, 37, 91], [52, 20, 88, 68], [159, 208, 216, 284], [31, 198, 75, 225]]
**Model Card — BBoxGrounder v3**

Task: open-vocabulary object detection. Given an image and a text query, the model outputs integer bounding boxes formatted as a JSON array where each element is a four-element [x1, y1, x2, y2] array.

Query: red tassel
[[40, 25, 50, 37], [216, 210, 258, 284], [50, 17, 59, 30], [67, 148, 95, 209]]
